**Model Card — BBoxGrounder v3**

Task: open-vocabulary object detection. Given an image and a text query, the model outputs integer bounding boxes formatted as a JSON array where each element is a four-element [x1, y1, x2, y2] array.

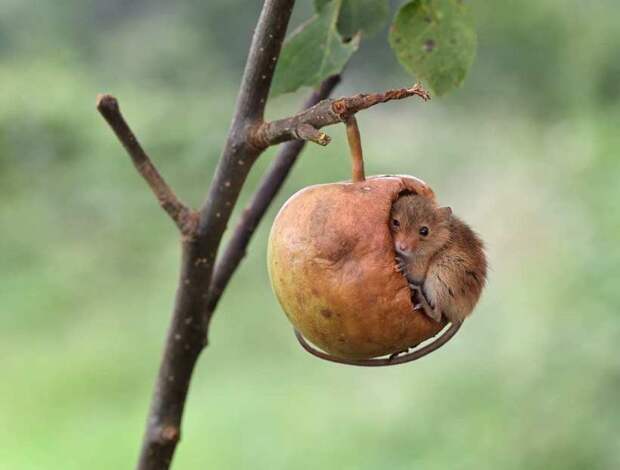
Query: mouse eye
[[390, 218, 400, 230], [419, 226, 429, 237]]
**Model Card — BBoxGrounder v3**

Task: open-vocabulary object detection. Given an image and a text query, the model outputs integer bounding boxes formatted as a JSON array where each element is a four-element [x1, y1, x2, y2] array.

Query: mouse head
[[389, 194, 451, 259]]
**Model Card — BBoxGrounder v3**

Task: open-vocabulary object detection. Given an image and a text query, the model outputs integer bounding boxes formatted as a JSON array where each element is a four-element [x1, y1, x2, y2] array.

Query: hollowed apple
[[268, 174, 447, 360]]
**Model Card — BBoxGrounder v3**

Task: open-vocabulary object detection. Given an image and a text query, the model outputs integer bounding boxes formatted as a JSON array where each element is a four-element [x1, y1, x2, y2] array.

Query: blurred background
[[1, 1, 619, 468]]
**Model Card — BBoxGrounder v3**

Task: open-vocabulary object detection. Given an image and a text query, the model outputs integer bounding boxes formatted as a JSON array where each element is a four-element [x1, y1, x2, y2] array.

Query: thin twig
[[96, 94, 194, 233], [206, 75, 341, 314], [254, 83, 431, 148]]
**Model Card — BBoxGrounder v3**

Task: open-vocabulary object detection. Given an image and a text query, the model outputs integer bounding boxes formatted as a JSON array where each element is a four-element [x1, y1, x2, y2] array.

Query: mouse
[[390, 193, 487, 325]]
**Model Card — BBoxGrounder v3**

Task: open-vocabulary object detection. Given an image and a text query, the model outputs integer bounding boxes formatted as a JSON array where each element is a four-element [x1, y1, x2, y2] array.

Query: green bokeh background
[[1, 1, 619, 468]]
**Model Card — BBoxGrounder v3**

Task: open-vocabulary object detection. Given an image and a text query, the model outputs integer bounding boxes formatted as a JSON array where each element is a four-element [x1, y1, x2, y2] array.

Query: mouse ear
[[437, 207, 452, 219]]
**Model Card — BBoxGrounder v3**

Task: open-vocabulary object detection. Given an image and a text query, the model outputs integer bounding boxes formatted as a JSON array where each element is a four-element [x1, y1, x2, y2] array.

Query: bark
[[96, 2, 433, 468]]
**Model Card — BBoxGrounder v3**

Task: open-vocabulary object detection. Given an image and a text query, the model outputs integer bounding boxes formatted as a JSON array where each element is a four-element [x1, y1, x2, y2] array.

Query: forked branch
[[97, 1, 434, 469], [206, 75, 341, 313], [96, 94, 194, 234], [254, 83, 430, 148], [133, 1, 296, 469]]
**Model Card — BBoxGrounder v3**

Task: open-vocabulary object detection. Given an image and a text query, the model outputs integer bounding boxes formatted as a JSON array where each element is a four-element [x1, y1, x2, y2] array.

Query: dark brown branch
[[294, 321, 462, 367], [206, 75, 341, 313], [97, 4, 434, 469], [134, 1, 296, 469], [232, 1, 296, 123], [194, 0, 295, 244], [254, 83, 431, 148], [96, 94, 193, 234]]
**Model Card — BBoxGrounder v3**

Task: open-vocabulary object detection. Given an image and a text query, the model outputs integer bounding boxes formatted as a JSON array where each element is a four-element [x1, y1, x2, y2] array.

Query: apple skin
[[268, 175, 447, 360]]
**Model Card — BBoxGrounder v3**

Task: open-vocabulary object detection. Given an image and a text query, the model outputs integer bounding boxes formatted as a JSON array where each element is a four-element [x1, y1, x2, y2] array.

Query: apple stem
[[345, 116, 366, 183]]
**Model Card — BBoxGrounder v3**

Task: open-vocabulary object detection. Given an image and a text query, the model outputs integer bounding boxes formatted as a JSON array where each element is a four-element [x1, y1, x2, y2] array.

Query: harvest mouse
[[390, 193, 487, 325]]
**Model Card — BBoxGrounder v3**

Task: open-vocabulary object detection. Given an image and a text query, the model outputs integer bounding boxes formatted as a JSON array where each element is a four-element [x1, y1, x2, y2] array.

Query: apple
[[268, 174, 447, 360]]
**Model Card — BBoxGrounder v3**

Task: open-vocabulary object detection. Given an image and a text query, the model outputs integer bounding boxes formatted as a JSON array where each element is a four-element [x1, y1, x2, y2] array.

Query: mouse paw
[[394, 257, 407, 274], [408, 284, 423, 311]]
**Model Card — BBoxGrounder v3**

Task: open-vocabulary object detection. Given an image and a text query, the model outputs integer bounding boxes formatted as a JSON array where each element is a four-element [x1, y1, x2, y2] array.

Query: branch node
[[295, 123, 331, 146], [179, 210, 200, 241], [154, 425, 180, 445]]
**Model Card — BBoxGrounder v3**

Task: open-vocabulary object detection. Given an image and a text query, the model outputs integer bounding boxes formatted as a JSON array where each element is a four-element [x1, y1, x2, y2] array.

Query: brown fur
[[390, 194, 487, 324]]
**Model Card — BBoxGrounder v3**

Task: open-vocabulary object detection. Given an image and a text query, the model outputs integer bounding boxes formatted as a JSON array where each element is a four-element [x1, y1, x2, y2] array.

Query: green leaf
[[315, 0, 389, 37], [389, 0, 477, 96], [271, 0, 359, 97]]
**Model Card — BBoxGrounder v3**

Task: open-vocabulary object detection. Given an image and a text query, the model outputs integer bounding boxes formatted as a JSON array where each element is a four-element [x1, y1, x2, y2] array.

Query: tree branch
[[133, 1, 296, 469], [232, 0, 296, 123], [98, 4, 433, 470], [206, 75, 341, 313], [96, 94, 193, 234], [253, 83, 431, 148]]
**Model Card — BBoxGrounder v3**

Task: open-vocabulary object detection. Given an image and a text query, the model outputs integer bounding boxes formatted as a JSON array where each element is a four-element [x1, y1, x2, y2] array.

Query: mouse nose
[[397, 241, 409, 253]]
